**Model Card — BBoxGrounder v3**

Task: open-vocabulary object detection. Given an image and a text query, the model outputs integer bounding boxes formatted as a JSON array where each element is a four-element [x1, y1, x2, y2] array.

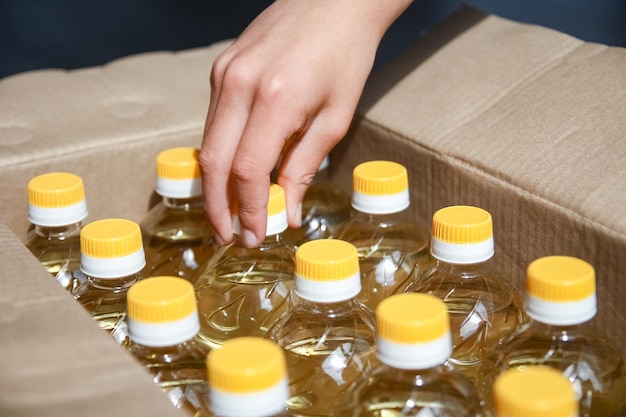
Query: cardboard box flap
[[0, 224, 185, 417], [359, 6, 626, 237]]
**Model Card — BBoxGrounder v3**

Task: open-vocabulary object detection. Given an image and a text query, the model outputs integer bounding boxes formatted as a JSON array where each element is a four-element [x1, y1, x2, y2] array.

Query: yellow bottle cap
[[267, 183, 286, 217], [353, 160, 408, 196], [432, 205, 492, 244], [156, 147, 201, 180], [525, 256, 596, 325], [296, 239, 359, 282], [429, 205, 494, 263], [351, 161, 410, 214], [80, 218, 143, 258], [377, 293, 449, 344], [208, 337, 286, 393], [376, 293, 452, 369], [494, 367, 578, 417], [294, 239, 361, 303], [28, 172, 86, 207], [127, 276, 196, 323], [27, 172, 88, 226], [527, 256, 595, 302]]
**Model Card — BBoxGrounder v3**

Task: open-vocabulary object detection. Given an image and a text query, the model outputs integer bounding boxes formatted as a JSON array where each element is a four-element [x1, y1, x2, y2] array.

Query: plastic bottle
[[24, 172, 88, 291], [332, 293, 483, 417], [281, 155, 351, 249], [266, 238, 377, 417], [204, 337, 293, 417], [334, 160, 431, 312], [194, 184, 295, 350], [490, 255, 626, 417], [72, 218, 145, 343], [140, 147, 215, 280], [493, 366, 579, 417], [402, 205, 526, 388], [123, 276, 210, 417]]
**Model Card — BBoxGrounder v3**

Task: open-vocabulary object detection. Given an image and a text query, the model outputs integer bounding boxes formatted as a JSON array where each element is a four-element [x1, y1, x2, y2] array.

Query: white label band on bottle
[[231, 211, 288, 237], [80, 249, 146, 278], [294, 272, 361, 303], [430, 236, 494, 264], [351, 190, 409, 215], [210, 379, 289, 417], [525, 293, 596, 326], [128, 312, 200, 347], [156, 177, 202, 199], [28, 200, 88, 227], [376, 332, 453, 370]]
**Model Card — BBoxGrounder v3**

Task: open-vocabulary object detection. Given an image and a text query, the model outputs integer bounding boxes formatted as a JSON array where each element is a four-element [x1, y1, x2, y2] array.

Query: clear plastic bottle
[[24, 172, 88, 291], [493, 366, 579, 417], [490, 256, 626, 417], [266, 238, 377, 417], [123, 276, 210, 417], [402, 205, 526, 388], [204, 337, 293, 417], [140, 147, 215, 280], [281, 156, 351, 249], [194, 184, 295, 350], [334, 160, 431, 312], [332, 293, 484, 417], [72, 218, 145, 343]]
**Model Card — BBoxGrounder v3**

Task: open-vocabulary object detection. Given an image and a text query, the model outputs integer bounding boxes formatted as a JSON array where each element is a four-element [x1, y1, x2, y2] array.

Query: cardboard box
[[1, 5, 624, 416]]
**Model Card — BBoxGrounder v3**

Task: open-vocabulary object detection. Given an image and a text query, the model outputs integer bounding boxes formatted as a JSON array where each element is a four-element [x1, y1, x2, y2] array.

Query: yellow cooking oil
[[24, 172, 88, 291], [123, 276, 210, 417], [193, 184, 295, 350], [332, 293, 484, 417], [141, 147, 215, 281], [490, 256, 626, 417], [266, 239, 377, 417], [72, 218, 145, 343], [335, 160, 431, 312], [403, 205, 526, 390]]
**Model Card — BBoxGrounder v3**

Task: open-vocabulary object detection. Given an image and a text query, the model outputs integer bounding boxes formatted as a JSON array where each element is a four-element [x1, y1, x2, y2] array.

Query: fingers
[[199, 50, 253, 247], [278, 107, 355, 228], [232, 71, 311, 247]]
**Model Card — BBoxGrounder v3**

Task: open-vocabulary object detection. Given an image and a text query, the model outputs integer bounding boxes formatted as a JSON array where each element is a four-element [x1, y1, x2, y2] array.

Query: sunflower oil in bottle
[[266, 238, 377, 417], [72, 218, 145, 343], [493, 366, 579, 417], [281, 155, 351, 249], [332, 293, 484, 417], [403, 205, 526, 390], [123, 276, 210, 417], [140, 147, 215, 281], [334, 160, 431, 312], [489, 256, 626, 417], [204, 337, 293, 417], [24, 172, 88, 291], [194, 184, 295, 350]]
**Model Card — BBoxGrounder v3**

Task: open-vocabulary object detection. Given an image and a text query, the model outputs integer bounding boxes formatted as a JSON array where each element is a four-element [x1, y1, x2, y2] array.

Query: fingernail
[[241, 228, 259, 248]]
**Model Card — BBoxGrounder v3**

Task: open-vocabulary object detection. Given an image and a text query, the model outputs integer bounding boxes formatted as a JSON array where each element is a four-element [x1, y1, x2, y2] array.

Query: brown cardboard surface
[[0, 5, 625, 415], [337, 6, 626, 348], [0, 224, 184, 417]]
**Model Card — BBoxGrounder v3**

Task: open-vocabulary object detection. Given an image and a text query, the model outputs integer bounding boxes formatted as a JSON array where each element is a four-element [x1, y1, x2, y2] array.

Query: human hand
[[199, 0, 413, 247]]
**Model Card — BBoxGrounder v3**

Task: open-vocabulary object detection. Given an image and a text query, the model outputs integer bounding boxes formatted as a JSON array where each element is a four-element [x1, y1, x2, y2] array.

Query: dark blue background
[[1, 0, 625, 79]]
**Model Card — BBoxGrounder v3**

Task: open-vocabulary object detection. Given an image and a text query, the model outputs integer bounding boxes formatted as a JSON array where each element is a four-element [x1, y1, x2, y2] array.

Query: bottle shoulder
[[334, 363, 483, 417]]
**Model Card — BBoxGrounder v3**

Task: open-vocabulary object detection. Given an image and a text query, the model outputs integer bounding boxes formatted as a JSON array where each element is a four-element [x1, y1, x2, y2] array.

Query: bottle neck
[[86, 273, 141, 291], [34, 223, 81, 239], [431, 259, 491, 276], [294, 297, 357, 314], [162, 195, 203, 210], [351, 209, 410, 225]]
